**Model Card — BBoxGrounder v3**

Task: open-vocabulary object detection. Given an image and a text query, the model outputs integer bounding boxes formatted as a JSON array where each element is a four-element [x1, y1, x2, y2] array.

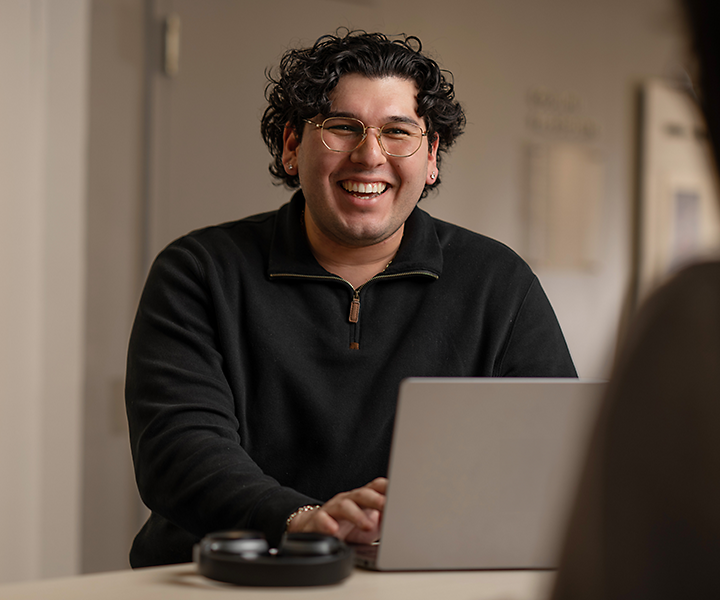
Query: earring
[[431, 172, 436, 180], [287, 163, 293, 171]]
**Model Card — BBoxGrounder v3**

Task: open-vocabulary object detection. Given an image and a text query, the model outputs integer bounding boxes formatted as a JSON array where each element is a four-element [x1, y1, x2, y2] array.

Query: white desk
[[0, 564, 555, 600]]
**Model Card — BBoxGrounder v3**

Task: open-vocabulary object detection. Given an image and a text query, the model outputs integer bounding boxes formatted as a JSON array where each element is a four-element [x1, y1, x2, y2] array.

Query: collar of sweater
[[268, 191, 443, 280]]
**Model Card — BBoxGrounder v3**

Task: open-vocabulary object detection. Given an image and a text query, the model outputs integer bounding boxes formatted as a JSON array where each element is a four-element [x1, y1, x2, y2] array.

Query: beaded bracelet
[[285, 504, 323, 529]]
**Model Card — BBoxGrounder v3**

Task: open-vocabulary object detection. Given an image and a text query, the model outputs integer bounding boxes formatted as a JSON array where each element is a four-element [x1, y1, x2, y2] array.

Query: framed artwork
[[635, 79, 720, 305], [524, 141, 604, 271]]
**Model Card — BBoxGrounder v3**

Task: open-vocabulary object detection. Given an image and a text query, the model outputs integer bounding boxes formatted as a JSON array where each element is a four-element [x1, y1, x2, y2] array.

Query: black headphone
[[194, 530, 354, 586]]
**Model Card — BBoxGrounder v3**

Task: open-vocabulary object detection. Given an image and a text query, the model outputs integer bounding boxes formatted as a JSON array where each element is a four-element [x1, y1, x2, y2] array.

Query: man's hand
[[286, 477, 387, 544]]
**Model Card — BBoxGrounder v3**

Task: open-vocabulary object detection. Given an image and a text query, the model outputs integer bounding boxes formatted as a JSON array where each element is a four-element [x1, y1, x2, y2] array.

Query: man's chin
[[334, 228, 396, 248], [331, 217, 406, 248]]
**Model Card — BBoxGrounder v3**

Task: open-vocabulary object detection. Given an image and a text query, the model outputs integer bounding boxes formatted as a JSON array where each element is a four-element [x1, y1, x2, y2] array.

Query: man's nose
[[350, 127, 387, 166]]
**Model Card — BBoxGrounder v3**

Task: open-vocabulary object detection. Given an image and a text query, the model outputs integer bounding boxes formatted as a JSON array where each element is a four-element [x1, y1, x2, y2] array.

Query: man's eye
[[328, 124, 361, 134], [383, 127, 413, 138]]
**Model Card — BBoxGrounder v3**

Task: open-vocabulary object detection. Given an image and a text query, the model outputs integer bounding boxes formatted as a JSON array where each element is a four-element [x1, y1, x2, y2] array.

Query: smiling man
[[125, 30, 577, 567]]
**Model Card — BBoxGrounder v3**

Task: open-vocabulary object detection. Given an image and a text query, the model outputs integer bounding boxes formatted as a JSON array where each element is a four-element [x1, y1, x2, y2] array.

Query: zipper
[[269, 269, 438, 346], [349, 290, 361, 323]]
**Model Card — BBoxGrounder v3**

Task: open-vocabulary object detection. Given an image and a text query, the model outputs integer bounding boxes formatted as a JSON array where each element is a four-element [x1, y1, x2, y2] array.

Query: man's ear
[[282, 123, 300, 174], [426, 134, 440, 184]]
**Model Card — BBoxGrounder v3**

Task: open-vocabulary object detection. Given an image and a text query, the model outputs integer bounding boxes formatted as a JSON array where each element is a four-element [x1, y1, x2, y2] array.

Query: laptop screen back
[[374, 378, 604, 570]]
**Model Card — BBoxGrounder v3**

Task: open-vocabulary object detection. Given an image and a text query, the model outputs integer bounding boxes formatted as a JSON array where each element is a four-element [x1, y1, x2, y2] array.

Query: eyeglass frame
[[303, 117, 429, 158]]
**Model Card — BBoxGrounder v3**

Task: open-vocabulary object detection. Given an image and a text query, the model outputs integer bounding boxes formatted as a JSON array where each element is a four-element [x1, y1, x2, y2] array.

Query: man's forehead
[[326, 74, 421, 118]]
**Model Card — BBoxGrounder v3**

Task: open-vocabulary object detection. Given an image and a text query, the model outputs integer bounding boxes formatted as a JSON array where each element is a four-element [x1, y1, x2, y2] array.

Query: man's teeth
[[342, 181, 387, 194]]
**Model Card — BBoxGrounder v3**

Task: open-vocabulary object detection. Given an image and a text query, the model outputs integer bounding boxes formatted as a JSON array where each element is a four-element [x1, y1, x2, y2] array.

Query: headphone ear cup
[[200, 530, 270, 557], [195, 530, 354, 587], [279, 532, 343, 556]]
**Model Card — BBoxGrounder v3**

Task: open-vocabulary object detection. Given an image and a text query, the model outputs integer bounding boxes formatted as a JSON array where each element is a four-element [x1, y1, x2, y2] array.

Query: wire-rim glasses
[[304, 117, 428, 158]]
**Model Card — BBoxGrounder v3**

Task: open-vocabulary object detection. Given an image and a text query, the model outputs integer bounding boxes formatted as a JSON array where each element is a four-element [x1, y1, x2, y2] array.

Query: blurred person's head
[[683, 0, 720, 172]]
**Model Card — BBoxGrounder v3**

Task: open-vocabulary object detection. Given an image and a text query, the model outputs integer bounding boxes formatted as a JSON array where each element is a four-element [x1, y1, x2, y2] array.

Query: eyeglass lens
[[320, 117, 424, 157]]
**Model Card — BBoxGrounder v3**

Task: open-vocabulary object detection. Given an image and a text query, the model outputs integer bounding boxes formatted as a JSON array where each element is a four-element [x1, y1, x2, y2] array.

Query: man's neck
[[304, 213, 403, 290]]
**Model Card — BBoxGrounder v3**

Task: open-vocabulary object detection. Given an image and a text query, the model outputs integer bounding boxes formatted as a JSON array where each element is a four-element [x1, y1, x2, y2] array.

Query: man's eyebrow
[[324, 111, 422, 126], [386, 115, 423, 126], [323, 111, 358, 119]]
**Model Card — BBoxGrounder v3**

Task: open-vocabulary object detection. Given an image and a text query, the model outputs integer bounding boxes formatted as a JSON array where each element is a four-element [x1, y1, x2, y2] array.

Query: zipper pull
[[349, 292, 360, 323]]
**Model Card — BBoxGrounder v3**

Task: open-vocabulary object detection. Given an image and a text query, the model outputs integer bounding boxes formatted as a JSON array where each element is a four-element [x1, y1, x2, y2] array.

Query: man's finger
[[367, 477, 388, 493], [322, 497, 377, 530], [307, 508, 340, 535], [344, 486, 386, 511]]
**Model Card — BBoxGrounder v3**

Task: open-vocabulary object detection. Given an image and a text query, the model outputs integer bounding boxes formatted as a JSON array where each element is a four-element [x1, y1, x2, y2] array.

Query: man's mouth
[[340, 181, 388, 197]]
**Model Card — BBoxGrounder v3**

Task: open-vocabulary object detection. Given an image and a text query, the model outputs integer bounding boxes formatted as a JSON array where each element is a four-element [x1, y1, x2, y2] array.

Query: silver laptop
[[354, 377, 605, 571]]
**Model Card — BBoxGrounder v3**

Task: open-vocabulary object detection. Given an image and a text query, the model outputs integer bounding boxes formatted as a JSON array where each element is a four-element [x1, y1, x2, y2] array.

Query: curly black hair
[[261, 29, 466, 198]]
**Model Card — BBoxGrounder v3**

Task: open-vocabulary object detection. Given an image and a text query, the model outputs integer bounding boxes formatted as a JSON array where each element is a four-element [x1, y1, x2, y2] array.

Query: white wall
[[81, 0, 147, 574], [0, 0, 90, 583]]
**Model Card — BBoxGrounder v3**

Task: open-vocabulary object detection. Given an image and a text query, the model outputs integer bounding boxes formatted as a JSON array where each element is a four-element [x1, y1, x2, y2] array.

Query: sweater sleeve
[[125, 241, 316, 562], [495, 276, 577, 377]]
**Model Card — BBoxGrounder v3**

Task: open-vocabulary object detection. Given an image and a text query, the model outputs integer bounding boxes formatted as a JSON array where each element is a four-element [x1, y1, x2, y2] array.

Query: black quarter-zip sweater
[[126, 191, 576, 567]]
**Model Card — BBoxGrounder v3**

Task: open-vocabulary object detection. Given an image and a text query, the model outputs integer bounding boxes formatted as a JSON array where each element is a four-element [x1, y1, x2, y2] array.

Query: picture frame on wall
[[635, 79, 720, 305]]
